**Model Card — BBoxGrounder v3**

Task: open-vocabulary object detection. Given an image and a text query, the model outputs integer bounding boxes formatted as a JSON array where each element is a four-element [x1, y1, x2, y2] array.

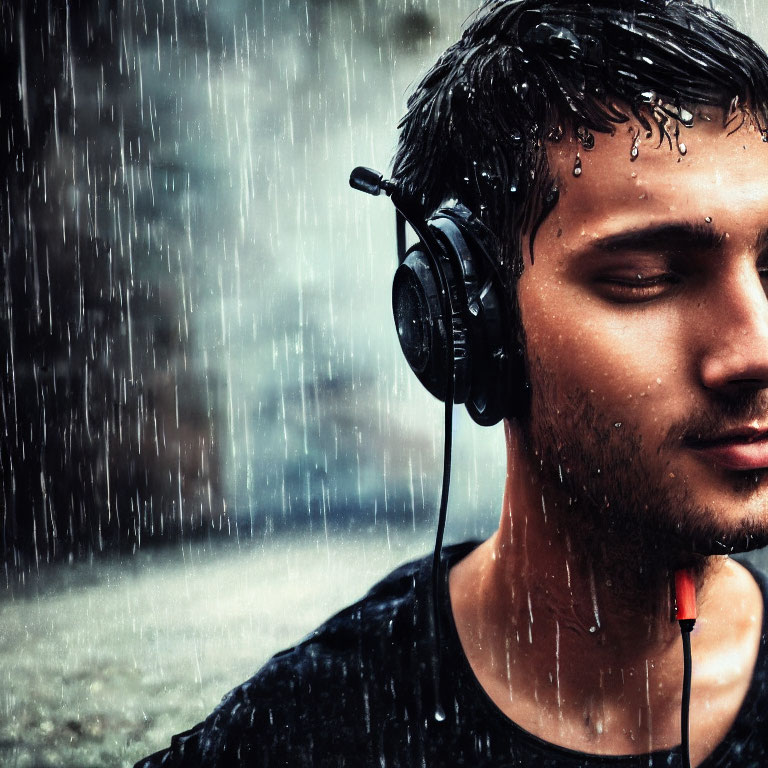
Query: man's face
[[518, 114, 768, 559]]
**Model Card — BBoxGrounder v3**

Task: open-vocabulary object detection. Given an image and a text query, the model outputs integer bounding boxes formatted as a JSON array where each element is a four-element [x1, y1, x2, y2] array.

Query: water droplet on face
[[678, 142, 687, 155], [573, 154, 582, 177], [705, 216, 712, 223], [614, 422, 622, 428]]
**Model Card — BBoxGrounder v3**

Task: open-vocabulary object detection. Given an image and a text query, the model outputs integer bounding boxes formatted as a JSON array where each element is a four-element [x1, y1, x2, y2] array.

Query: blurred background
[[0, 0, 766, 766]]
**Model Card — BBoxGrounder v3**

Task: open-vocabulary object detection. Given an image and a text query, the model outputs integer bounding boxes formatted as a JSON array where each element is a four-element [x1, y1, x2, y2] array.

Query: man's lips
[[688, 427, 768, 471]]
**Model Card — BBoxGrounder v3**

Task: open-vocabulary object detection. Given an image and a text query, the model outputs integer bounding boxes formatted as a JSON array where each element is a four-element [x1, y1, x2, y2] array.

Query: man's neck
[[448, 420, 763, 762]]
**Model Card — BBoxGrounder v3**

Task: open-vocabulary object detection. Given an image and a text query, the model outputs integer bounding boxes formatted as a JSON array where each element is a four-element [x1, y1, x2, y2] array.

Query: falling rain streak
[[1, 0, 767, 766], [0, 0, 506, 578]]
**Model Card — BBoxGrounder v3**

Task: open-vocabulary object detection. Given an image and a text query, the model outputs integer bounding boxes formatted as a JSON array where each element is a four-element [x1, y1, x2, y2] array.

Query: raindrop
[[589, 568, 601, 629], [548, 124, 564, 142], [595, 720, 604, 736], [555, 620, 562, 714], [577, 126, 595, 150]]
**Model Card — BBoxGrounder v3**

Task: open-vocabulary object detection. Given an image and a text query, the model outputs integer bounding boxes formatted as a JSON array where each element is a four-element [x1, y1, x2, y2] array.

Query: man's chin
[[687, 530, 768, 556]]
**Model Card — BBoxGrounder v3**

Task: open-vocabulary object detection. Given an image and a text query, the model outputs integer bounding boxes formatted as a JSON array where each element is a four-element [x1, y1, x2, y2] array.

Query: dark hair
[[391, 0, 768, 284]]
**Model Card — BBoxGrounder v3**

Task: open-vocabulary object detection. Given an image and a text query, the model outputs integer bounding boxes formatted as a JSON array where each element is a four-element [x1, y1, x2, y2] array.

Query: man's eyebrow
[[589, 222, 727, 254]]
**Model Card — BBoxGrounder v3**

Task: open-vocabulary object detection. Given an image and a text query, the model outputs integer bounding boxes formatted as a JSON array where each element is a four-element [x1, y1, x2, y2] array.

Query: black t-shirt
[[134, 541, 768, 767]]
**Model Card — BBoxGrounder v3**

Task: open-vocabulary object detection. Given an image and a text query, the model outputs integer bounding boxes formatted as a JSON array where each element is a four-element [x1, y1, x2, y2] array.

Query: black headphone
[[350, 166, 525, 426]]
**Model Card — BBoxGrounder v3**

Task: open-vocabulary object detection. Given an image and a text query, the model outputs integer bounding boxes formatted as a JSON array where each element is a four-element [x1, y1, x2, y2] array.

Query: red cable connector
[[675, 568, 697, 623]]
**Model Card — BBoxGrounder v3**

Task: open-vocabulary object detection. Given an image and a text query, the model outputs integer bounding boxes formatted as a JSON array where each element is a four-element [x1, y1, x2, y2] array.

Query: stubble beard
[[521, 355, 768, 597]]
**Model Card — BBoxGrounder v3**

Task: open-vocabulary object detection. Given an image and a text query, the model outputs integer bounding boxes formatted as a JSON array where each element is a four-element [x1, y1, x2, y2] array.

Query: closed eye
[[595, 273, 680, 303]]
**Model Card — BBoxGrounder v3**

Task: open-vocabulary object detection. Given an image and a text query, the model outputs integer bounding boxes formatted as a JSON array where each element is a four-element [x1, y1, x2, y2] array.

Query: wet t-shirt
[[134, 541, 768, 767]]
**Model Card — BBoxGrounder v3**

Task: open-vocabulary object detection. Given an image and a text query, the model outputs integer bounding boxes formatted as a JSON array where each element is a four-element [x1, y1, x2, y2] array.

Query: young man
[[136, 1, 768, 765]]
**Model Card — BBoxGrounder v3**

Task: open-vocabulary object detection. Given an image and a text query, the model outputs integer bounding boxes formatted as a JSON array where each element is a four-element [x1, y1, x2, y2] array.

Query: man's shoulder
[[232, 549, 432, 697], [273, 544, 433, 667], [133, 544, 470, 768]]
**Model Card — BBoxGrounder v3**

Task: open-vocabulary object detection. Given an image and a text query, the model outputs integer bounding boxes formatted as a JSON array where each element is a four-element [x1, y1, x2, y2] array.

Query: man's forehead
[[539, 112, 768, 257]]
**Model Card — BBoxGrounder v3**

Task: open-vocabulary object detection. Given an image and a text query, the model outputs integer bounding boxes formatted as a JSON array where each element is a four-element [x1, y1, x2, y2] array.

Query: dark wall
[[0, 0, 223, 570]]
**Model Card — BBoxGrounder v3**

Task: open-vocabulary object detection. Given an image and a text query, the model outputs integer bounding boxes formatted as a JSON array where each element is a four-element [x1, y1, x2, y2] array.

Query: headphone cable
[[675, 568, 697, 768], [429, 228, 456, 723], [430, 389, 453, 723], [680, 620, 694, 768]]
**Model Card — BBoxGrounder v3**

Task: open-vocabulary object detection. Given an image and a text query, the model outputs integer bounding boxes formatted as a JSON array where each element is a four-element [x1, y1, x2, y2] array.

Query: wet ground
[[0, 530, 433, 767]]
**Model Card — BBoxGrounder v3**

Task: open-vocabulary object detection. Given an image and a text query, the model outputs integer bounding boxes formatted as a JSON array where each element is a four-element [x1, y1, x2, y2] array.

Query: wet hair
[[391, 0, 768, 284]]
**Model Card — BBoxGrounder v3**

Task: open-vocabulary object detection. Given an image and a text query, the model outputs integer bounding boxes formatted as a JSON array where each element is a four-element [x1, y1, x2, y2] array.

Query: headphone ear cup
[[392, 249, 451, 401], [391, 205, 527, 426], [429, 210, 513, 426]]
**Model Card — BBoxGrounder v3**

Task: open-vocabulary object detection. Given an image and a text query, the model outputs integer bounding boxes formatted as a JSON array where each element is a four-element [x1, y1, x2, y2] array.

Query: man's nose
[[699, 265, 768, 395]]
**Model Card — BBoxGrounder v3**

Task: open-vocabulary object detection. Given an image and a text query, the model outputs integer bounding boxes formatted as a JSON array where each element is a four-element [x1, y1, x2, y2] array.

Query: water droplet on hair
[[577, 126, 595, 150], [548, 125, 564, 142]]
